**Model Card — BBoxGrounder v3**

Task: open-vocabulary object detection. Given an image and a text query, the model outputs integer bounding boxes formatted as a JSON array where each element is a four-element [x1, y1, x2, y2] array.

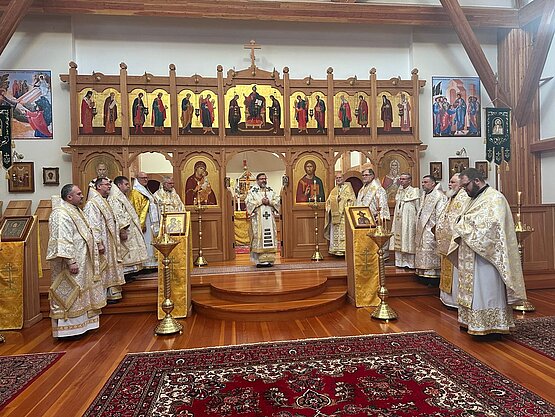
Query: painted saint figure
[[269, 95, 281, 134], [356, 95, 368, 129], [314, 95, 326, 133], [181, 93, 194, 134], [151, 92, 167, 134], [338, 95, 352, 132], [200, 94, 215, 134], [295, 95, 309, 133], [103, 92, 118, 134], [228, 94, 241, 133], [185, 160, 217, 205], [398, 93, 411, 132], [296, 159, 325, 203], [244, 85, 265, 126], [132, 92, 146, 134], [381, 95, 393, 132], [81, 90, 95, 134]]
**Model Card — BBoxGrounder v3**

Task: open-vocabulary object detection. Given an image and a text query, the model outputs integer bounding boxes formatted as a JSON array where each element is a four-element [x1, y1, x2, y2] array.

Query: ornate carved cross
[[244, 40, 261, 67]]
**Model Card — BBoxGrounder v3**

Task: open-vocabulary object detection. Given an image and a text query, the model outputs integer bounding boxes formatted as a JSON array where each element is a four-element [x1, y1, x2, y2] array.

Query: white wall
[[540, 39, 555, 203], [1, 10, 548, 210]]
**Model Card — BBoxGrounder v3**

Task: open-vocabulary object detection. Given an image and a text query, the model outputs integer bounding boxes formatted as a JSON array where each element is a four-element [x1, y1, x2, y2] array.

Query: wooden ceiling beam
[[0, 0, 520, 29], [514, 0, 555, 126], [519, 0, 548, 27], [439, 0, 511, 108], [0, 0, 33, 56]]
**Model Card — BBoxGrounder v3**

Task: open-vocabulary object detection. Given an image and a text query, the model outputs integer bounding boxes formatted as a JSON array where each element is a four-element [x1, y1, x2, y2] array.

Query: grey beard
[[446, 188, 457, 198]]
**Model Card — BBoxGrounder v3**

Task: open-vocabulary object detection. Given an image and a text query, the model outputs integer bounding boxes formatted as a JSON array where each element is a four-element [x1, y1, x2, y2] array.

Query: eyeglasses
[[460, 181, 471, 188], [138, 176, 148, 180]]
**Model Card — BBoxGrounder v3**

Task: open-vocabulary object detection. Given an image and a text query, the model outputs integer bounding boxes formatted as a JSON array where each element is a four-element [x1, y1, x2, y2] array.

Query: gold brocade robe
[[324, 182, 356, 255], [436, 189, 470, 293], [84, 189, 125, 291], [414, 184, 447, 275], [356, 179, 390, 220], [448, 187, 527, 309], [154, 187, 186, 213], [390, 185, 420, 253], [108, 185, 149, 269], [46, 200, 106, 320]]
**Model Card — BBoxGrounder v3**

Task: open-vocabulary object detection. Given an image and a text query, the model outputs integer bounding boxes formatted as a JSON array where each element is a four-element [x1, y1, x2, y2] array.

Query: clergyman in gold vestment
[[449, 168, 527, 336], [47, 184, 106, 338], [324, 172, 356, 256], [436, 173, 470, 308]]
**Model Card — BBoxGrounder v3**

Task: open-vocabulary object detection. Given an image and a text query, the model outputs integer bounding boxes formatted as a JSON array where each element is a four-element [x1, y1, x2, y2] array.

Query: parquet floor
[[1, 282, 554, 416]]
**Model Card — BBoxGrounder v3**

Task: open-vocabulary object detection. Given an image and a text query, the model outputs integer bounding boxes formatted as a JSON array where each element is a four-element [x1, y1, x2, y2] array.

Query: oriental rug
[[0, 352, 64, 411], [83, 331, 554, 417], [509, 316, 555, 360]]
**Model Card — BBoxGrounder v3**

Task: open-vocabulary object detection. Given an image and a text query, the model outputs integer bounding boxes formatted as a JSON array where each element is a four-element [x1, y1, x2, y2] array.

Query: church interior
[[0, 1, 554, 416]]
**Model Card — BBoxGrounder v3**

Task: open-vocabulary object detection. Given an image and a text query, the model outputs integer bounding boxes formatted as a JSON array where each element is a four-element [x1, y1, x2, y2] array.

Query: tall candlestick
[[517, 191, 521, 206]]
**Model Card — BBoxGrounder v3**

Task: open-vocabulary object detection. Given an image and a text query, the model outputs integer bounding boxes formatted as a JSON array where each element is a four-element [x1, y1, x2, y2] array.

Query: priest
[[436, 173, 470, 308], [449, 168, 527, 335], [84, 178, 125, 303], [130, 172, 160, 268], [47, 184, 106, 338], [356, 168, 389, 222], [108, 176, 149, 277], [245, 173, 280, 267], [414, 175, 447, 284], [324, 172, 356, 256], [154, 176, 186, 213], [390, 173, 420, 268]]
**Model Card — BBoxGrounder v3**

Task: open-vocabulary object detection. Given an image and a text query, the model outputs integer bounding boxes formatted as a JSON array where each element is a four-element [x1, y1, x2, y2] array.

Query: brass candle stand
[[512, 191, 535, 312], [308, 199, 324, 261], [367, 221, 398, 320], [152, 211, 182, 335], [193, 202, 208, 267]]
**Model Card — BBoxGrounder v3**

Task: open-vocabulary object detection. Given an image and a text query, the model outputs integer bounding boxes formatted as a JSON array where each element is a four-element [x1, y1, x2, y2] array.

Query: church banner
[[485, 108, 511, 165], [0, 105, 11, 169]]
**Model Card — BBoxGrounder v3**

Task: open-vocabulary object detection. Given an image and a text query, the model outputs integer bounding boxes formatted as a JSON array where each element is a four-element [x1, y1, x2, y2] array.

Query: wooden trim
[[0, 0, 521, 29], [530, 136, 555, 153], [519, 0, 548, 27]]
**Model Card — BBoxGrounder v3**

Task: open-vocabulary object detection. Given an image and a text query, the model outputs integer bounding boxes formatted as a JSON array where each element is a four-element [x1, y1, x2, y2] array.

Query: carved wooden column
[[327, 67, 334, 141], [411, 68, 420, 144], [119, 62, 130, 141], [283, 67, 291, 141], [169, 64, 178, 141], [497, 28, 542, 206], [217, 65, 225, 141], [370, 68, 377, 141]]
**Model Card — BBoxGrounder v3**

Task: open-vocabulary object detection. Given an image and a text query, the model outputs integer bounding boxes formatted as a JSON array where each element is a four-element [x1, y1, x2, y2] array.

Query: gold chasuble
[[157, 212, 193, 319], [345, 213, 379, 306], [324, 182, 356, 255], [0, 241, 25, 329]]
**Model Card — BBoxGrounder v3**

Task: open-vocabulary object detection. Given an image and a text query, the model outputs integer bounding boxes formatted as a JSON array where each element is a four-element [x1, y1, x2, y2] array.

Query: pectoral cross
[[0, 262, 17, 290], [244, 40, 261, 67]]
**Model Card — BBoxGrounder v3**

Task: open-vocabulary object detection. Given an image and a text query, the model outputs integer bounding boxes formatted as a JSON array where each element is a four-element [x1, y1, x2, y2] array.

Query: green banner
[[485, 107, 511, 165]]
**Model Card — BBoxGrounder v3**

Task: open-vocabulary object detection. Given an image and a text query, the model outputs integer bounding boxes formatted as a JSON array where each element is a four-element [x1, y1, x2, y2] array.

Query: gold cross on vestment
[[0, 262, 17, 290], [244, 40, 261, 67], [362, 248, 370, 271]]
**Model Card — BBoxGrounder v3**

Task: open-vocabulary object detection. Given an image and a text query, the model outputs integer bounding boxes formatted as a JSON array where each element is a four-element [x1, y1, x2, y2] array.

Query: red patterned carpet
[[0, 352, 64, 411], [83, 331, 554, 417], [510, 316, 555, 360]]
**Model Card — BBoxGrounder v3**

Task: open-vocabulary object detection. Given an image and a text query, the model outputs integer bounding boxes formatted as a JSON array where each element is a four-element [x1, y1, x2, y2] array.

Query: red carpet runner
[[510, 316, 555, 360], [84, 331, 554, 416], [0, 352, 64, 411]]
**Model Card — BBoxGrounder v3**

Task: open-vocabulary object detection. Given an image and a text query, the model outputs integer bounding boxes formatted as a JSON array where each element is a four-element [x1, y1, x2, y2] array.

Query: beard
[[445, 188, 458, 198]]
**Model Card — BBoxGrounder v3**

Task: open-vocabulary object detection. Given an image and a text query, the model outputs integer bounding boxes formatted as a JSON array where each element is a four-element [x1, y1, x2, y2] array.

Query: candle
[[312, 179, 317, 199], [517, 191, 521, 206]]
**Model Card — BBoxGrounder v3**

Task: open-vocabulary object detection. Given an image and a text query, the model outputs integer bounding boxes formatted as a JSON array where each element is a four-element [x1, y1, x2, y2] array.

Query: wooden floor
[[1, 284, 554, 416]]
